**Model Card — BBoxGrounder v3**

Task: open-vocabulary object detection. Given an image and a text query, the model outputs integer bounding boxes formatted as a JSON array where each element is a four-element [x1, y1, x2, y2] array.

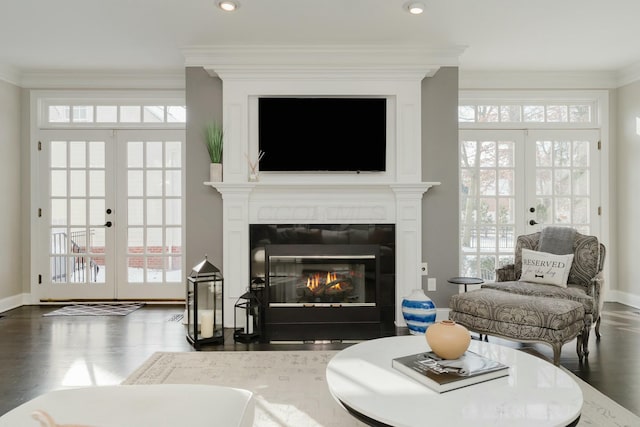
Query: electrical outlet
[[427, 278, 436, 291], [420, 262, 428, 275]]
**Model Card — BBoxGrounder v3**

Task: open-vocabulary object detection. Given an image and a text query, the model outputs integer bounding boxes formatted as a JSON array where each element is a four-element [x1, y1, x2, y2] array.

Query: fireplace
[[250, 224, 396, 341]]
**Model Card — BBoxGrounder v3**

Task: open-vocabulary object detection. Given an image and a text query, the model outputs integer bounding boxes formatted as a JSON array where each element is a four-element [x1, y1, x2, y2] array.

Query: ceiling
[[2, 0, 640, 83]]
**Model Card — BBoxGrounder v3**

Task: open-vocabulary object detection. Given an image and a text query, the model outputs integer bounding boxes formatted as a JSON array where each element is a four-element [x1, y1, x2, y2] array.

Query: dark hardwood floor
[[0, 302, 638, 418]]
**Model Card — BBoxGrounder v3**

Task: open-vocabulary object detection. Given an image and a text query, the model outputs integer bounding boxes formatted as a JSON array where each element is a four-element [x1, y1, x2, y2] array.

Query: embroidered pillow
[[520, 248, 574, 287]]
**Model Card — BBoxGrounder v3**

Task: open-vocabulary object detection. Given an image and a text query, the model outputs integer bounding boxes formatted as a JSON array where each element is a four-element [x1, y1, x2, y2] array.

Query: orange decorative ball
[[425, 320, 471, 360]]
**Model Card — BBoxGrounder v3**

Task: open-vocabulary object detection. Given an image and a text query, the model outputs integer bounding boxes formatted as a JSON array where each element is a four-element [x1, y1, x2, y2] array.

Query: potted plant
[[205, 121, 223, 182]]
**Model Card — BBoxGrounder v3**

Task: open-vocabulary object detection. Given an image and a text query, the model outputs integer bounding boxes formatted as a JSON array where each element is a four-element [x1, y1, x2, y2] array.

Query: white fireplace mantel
[[190, 45, 459, 329]]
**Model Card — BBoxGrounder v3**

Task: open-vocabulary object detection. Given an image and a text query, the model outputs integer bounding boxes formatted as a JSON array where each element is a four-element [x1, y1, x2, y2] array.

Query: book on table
[[391, 350, 509, 393]]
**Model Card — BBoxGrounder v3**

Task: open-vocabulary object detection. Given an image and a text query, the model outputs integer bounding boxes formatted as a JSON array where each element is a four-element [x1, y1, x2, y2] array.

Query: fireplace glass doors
[[266, 245, 379, 307]]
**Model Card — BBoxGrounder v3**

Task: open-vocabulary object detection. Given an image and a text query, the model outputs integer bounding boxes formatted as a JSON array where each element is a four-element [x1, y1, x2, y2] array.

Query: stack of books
[[392, 350, 509, 393]]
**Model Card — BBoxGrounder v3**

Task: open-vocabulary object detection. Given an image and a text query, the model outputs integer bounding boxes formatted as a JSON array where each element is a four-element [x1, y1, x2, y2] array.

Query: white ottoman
[[0, 384, 254, 427]]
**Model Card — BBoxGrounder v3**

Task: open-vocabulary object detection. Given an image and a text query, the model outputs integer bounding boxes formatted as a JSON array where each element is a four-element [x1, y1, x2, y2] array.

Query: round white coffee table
[[326, 335, 582, 427]]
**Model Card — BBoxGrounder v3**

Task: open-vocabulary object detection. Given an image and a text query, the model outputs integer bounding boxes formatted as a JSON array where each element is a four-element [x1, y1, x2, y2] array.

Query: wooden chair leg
[[552, 343, 562, 366], [582, 326, 590, 357], [595, 315, 602, 340]]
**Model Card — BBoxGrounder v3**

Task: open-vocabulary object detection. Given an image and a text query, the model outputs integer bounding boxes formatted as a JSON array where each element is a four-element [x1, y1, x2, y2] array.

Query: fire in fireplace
[[301, 270, 354, 300], [266, 246, 376, 307]]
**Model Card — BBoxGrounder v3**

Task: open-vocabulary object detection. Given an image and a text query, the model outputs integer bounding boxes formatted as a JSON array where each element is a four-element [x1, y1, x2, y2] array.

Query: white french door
[[459, 129, 601, 280], [38, 129, 184, 300]]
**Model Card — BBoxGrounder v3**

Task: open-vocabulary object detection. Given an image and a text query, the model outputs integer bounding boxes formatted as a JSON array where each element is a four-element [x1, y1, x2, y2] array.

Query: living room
[[1, 1, 640, 425]]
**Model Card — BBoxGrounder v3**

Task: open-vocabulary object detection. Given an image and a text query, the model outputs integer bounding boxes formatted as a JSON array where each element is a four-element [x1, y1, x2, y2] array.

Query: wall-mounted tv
[[258, 97, 387, 172]]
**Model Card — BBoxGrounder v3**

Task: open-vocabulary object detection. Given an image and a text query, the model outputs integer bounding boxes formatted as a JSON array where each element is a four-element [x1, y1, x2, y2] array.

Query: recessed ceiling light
[[407, 2, 425, 15], [218, 1, 238, 12]]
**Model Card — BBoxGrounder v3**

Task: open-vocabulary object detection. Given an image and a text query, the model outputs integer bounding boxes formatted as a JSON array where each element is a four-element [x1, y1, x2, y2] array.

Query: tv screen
[[258, 97, 386, 172]]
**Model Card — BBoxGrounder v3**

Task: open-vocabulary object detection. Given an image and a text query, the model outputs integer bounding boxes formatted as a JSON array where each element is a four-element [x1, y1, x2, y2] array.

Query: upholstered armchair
[[449, 227, 605, 364], [486, 228, 606, 354]]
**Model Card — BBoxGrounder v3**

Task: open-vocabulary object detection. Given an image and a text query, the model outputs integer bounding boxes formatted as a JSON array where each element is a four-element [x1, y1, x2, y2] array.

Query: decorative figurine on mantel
[[245, 150, 264, 182]]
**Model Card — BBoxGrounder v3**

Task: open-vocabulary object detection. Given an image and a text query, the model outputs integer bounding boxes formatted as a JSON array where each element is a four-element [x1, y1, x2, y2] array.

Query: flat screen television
[[258, 97, 387, 172]]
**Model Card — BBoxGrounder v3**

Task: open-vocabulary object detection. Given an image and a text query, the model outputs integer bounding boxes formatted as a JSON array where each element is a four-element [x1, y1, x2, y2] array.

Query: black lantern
[[233, 286, 261, 343], [186, 256, 224, 349]]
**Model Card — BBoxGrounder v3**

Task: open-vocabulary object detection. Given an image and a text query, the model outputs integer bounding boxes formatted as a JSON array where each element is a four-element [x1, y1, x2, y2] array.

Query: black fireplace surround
[[250, 224, 396, 342]]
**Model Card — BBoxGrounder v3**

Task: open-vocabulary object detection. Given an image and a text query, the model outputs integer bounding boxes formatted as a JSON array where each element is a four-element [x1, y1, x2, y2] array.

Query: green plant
[[205, 122, 223, 163]]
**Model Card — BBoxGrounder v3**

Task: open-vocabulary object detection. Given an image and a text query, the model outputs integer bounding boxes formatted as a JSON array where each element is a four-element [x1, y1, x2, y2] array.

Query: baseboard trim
[[607, 290, 640, 309], [0, 294, 31, 314]]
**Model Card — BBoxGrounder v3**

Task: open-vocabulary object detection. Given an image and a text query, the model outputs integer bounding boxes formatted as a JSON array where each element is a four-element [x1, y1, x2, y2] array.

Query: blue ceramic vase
[[401, 288, 436, 334]]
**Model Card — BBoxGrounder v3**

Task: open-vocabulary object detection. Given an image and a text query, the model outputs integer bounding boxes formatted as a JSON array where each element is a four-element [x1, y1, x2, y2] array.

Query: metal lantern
[[233, 288, 261, 343], [186, 256, 224, 349]]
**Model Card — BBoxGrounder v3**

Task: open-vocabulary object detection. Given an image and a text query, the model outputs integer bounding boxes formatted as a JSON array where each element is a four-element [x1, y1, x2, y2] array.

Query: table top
[[447, 276, 484, 285], [326, 336, 582, 427]]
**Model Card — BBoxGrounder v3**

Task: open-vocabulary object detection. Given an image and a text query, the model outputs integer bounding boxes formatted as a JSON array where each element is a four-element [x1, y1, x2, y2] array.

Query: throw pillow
[[520, 248, 574, 287]]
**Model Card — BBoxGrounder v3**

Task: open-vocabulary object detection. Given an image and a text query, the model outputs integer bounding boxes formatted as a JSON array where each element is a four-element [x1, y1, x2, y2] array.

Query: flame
[[306, 271, 341, 294]]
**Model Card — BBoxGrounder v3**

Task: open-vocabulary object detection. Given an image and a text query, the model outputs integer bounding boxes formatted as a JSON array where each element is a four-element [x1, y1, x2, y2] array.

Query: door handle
[[104, 221, 113, 228], [529, 219, 538, 226]]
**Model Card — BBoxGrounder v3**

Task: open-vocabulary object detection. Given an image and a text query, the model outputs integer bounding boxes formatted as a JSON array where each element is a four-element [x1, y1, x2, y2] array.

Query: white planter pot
[[210, 163, 223, 182]]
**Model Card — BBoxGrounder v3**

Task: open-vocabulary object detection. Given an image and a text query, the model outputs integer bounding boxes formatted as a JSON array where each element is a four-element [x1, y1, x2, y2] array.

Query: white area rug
[[123, 350, 640, 427]]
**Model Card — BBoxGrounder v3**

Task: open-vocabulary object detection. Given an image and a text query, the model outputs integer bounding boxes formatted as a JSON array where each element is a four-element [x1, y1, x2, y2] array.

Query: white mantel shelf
[[204, 181, 441, 192]]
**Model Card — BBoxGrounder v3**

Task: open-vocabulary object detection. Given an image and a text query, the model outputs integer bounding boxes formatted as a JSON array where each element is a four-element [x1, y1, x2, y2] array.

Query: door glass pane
[[51, 171, 67, 197], [165, 141, 181, 167], [128, 227, 143, 253], [128, 171, 143, 197], [89, 141, 105, 167], [128, 141, 143, 168], [146, 141, 163, 167], [89, 171, 105, 197], [51, 141, 67, 167], [166, 170, 181, 196], [69, 141, 86, 168], [69, 171, 86, 197], [89, 199, 105, 225], [146, 170, 163, 196], [128, 199, 143, 225]]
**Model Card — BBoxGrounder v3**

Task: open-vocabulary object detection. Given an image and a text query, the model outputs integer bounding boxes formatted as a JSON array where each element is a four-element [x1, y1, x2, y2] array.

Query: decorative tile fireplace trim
[[207, 182, 439, 327]]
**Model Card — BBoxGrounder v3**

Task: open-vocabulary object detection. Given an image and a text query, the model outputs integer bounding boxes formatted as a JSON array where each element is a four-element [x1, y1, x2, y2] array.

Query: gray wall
[[421, 67, 460, 308], [185, 67, 224, 272], [0, 79, 22, 300], [184, 66, 461, 310], [615, 80, 640, 301]]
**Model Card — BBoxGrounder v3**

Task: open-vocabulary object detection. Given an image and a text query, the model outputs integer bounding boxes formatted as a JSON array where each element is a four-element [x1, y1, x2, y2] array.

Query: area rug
[[123, 350, 640, 427], [43, 303, 145, 317]]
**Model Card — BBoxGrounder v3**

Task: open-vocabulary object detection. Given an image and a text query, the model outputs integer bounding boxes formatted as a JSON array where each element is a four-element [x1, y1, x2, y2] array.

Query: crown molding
[[18, 69, 185, 89], [0, 63, 21, 86], [616, 61, 640, 88], [459, 70, 618, 90], [182, 44, 467, 79]]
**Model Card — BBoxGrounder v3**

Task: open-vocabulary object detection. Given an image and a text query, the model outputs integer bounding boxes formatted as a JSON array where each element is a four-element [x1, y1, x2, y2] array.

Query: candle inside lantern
[[200, 311, 214, 338]]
